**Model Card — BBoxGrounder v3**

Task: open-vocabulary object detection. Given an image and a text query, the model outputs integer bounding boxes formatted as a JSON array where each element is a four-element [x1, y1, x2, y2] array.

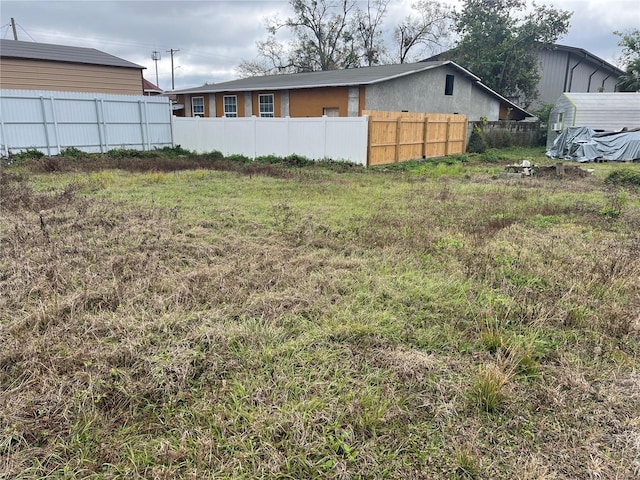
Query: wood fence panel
[[363, 110, 467, 166]]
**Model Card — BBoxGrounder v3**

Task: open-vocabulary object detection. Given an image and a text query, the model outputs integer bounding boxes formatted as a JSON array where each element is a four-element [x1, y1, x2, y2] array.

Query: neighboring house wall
[[289, 87, 350, 117], [0, 58, 143, 95], [535, 49, 621, 109], [365, 67, 500, 121], [251, 91, 281, 117], [214, 92, 246, 117]]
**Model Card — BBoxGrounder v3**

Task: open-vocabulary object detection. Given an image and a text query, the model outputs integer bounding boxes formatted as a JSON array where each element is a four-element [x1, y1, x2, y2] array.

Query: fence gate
[[363, 110, 467, 166]]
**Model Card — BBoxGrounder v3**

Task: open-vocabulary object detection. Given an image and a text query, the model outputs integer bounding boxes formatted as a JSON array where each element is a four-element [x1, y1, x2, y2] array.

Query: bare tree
[[237, 37, 298, 77], [353, 0, 389, 66], [238, 0, 359, 75], [392, 0, 452, 64]]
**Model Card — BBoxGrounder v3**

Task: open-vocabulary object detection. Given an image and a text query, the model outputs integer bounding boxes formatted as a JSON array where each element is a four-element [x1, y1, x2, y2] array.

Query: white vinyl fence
[[0, 90, 173, 156], [173, 115, 369, 166]]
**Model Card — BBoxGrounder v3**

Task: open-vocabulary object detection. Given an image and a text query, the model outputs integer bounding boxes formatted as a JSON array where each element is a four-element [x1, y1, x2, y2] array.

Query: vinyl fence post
[[99, 99, 109, 152], [39, 96, 52, 155], [0, 99, 9, 156], [138, 100, 146, 151], [143, 99, 151, 151], [94, 98, 105, 153], [50, 96, 61, 154], [322, 114, 328, 160]]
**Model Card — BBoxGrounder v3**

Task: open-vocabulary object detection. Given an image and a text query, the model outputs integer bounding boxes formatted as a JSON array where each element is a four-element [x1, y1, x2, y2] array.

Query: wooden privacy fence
[[363, 110, 467, 166]]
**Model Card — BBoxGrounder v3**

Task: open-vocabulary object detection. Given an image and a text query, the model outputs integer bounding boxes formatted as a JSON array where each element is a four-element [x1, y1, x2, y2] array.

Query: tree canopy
[[449, 0, 572, 107], [237, 0, 454, 77], [616, 29, 640, 92]]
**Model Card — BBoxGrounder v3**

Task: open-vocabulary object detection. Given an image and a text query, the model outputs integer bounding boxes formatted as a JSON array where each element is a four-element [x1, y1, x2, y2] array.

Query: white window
[[192, 96, 204, 117], [259, 94, 274, 117], [223, 95, 237, 117]]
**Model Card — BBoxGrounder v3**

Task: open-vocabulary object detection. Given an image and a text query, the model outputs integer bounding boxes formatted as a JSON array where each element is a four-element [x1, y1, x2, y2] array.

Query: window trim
[[191, 96, 205, 116], [258, 93, 274, 117], [223, 95, 238, 117]]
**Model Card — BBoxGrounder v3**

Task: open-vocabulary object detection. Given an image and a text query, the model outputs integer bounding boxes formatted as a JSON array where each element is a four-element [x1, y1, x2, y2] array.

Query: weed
[[454, 446, 481, 479], [470, 363, 514, 412], [600, 187, 629, 219]]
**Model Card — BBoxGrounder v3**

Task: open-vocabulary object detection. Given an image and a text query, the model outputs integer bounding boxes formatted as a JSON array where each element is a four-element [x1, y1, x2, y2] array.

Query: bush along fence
[[0, 90, 173, 156], [467, 120, 542, 152], [363, 110, 468, 166]]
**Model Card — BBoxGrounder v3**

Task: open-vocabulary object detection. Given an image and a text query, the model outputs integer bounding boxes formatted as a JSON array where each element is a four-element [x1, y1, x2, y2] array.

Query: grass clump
[[470, 364, 514, 413]]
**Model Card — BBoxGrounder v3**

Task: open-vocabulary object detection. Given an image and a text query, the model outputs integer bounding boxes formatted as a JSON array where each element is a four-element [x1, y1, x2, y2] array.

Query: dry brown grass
[[1, 156, 639, 478]]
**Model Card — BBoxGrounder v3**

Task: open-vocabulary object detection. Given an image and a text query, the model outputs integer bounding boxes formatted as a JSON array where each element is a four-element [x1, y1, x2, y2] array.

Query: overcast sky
[[1, 0, 638, 91]]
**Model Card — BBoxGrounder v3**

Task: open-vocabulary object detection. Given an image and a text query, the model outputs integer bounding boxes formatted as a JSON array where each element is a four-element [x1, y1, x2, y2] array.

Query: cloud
[[1, 0, 636, 89]]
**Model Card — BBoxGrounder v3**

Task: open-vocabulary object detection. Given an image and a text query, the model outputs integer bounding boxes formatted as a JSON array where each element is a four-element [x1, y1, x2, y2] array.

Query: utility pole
[[166, 48, 179, 90], [151, 50, 161, 88], [10, 18, 18, 40]]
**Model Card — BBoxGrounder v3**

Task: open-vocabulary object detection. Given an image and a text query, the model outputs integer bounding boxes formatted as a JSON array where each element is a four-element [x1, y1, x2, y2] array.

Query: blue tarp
[[547, 126, 640, 162]]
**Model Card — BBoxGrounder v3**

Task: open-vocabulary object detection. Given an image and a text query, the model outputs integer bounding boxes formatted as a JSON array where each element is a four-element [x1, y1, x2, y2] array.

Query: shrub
[[154, 145, 193, 157], [283, 154, 310, 167], [59, 146, 86, 159], [467, 125, 488, 153], [225, 153, 253, 163], [478, 149, 505, 163], [485, 130, 516, 148], [10, 148, 45, 164], [605, 168, 640, 189]]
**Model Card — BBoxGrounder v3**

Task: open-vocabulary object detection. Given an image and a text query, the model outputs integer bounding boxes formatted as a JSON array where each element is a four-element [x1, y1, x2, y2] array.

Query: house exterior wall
[[251, 91, 281, 117], [289, 87, 350, 117], [364, 66, 500, 121], [0, 58, 143, 95], [213, 92, 246, 117], [535, 49, 621, 109]]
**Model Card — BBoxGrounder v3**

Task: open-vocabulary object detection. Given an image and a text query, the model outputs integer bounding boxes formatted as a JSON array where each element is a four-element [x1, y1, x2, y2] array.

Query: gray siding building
[[425, 44, 625, 111], [547, 92, 640, 147], [536, 45, 625, 110]]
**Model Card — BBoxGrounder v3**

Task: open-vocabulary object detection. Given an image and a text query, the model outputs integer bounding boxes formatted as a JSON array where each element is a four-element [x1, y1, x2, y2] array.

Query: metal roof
[[546, 44, 625, 76], [0, 39, 143, 69], [562, 92, 640, 111], [171, 61, 477, 94]]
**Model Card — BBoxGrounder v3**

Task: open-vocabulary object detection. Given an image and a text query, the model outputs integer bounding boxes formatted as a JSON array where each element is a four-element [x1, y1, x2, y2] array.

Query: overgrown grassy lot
[[1, 148, 639, 479]]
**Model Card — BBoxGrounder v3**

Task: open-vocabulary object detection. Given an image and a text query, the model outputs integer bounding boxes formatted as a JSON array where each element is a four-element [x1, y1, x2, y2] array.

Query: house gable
[[364, 65, 501, 121]]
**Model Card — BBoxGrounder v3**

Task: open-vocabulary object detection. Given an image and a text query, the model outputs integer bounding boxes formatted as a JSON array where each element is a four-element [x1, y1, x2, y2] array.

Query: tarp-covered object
[[547, 126, 640, 162]]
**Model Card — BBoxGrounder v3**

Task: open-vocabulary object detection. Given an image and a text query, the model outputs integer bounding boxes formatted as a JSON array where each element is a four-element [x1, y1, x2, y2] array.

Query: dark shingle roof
[[171, 61, 476, 94], [0, 39, 143, 69]]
